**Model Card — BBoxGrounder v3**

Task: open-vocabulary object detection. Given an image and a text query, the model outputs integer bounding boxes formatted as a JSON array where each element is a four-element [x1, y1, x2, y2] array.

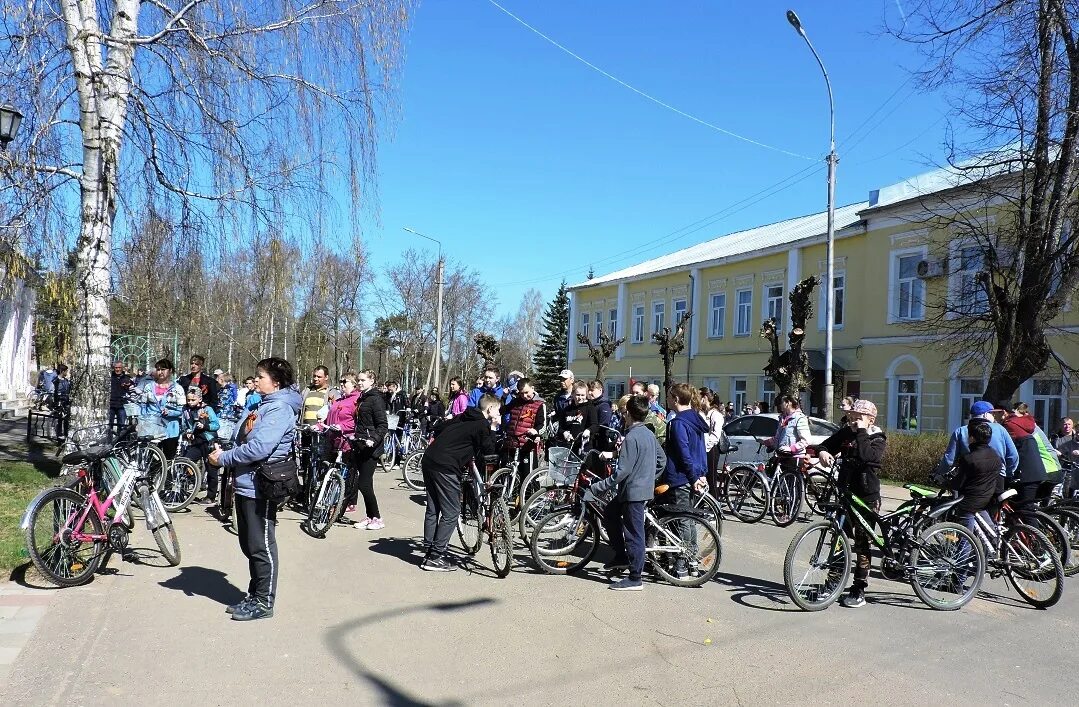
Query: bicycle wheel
[[529, 508, 599, 575], [379, 435, 397, 471], [457, 482, 483, 555], [804, 470, 834, 516], [1032, 510, 1072, 571], [152, 521, 182, 566], [723, 467, 768, 523], [647, 511, 722, 587], [1044, 506, 1079, 577], [306, 469, 345, 538], [401, 450, 425, 491], [24, 487, 104, 587], [160, 457, 201, 512], [519, 487, 575, 542], [142, 443, 168, 493], [490, 498, 514, 578], [488, 468, 521, 520], [1004, 523, 1064, 609], [690, 489, 724, 537], [909, 522, 984, 611], [770, 471, 804, 528], [783, 520, 851, 611], [519, 466, 549, 503]]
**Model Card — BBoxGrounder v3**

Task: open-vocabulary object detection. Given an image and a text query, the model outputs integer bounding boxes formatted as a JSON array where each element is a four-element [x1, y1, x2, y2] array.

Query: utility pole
[[403, 227, 445, 393]]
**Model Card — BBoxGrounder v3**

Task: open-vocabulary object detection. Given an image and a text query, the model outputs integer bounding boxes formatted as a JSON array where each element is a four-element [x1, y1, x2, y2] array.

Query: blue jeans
[[602, 500, 647, 581], [108, 406, 127, 436]]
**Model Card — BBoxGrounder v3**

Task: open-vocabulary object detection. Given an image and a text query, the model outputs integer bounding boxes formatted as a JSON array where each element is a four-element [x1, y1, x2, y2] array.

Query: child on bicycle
[[940, 418, 1004, 534], [586, 394, 667, 591], [182, 386, 221, 503], [419, 395, 501, 571], [814, 398, 886, 608]]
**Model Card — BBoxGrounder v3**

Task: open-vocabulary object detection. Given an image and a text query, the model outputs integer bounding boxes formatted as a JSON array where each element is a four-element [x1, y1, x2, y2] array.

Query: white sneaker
[[353, 517, 371, 529], [366, 517, 385, 530]]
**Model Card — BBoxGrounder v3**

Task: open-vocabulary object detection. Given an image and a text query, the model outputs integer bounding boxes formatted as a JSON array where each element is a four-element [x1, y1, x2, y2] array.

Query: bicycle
[[401, 447, 426, 491], [214, 440, 238, 529], [302, 426, 356, 538], [490, 432, 550, 522], [783, 483, 986, 611], [528, 482, 722, 587], [457, 454, 514, 578], [721, 441, 805, 526], [21, 444, 181, 587], [380, 410, 425, 471]]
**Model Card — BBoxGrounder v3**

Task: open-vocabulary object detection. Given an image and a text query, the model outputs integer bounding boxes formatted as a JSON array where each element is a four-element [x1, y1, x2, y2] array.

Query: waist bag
[[256, 456, 300, 501]]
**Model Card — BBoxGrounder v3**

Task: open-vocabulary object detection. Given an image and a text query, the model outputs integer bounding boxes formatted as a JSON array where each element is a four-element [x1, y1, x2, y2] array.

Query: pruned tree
[[652, 310, 693, 405], [761, 277, 818, 400], [576, 329, 626, 381], [888, 1, 1079, 403], [0, 1, 410, 425], [474, 332, 500, 370]]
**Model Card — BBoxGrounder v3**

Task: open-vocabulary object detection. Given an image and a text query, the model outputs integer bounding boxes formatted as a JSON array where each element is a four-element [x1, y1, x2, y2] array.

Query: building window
[[819, 272, 845, 328], [652, 301, 665, 336], [581, 312, 590, 341], [709, 293, 726, 338], [892, 251, 926, 321], [673, 298, 687, 326], [606, 381, 625, 400], [731, 378, 747, 412], [959, 378, 982, 421], [895, 378, 920, 431], [760, 377, 777, 411], [608, 308, 618, 336], [735, 288, 752, 336], [765, 284, 783, 329], [951, 244, 989, 316], [1033, 379, 1064, 432], [632, 304, 644, 343], [594, 310, 602, 341]]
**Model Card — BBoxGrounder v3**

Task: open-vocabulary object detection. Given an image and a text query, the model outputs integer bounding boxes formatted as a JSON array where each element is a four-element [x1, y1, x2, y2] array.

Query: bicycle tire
[[160, 457, 201, 512], [488, 468, 522, 520], [1044, 506, 1079, 577], [24, 487, 104, 587], [490, 498, 514, 578], [783, 520, 851, 611], [647, 511, 722, 588], [457, 482, 483, 555], [379, 435, 397, 471], [519, 487, 575, 542], [152, 521, 182, 566], [770, 471, 804, 528], [519, 466, 549, 503], [306, 469, 346, 538], [690, 489, 724, 537], [804, 470, 834, 516], [908, 521, 985, 611], [1032, 510, 1072, 571], [723, 467, 769, 523], [1004, 523, 1064, 609], [401, 450, 425, 491], [529, 508, 599, 575]]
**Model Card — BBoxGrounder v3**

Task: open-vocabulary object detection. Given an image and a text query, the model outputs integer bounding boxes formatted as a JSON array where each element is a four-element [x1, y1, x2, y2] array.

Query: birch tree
[[0, 0, 409, 423]]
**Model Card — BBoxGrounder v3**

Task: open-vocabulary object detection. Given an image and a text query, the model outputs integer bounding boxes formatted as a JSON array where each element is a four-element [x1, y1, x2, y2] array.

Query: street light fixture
[[787, 9, 838, 422], [0, 104, 23, 149], [402, 226, 445, 394]]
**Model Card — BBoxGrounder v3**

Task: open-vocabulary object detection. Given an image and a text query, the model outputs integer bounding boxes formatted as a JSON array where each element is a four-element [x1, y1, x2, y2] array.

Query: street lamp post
[[402, 227, 445, 393], [0, 104, 23, 149], [787, 9, 838, 421]]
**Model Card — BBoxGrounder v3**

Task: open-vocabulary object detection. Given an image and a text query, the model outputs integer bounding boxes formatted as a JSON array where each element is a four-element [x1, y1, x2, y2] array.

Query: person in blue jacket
[[139, 359, 185, 459], [467, 366, 504, 408], [661, 383, 710, 579], [938, 400, 1019, 478], [180, 386, 221, 503], [209, 357, 302, 622]]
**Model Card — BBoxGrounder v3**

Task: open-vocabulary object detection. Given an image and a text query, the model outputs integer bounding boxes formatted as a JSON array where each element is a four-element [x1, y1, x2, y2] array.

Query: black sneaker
[[672, 560, 689, 579], [840, 588, 866, 608], [421, 555, 456, 572], [609, 578, 643, 591], [225, 596, 252, 615], [231, 599, 273, 621]]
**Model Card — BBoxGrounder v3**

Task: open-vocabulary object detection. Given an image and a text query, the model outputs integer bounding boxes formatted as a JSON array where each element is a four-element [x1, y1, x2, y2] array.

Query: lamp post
[[0, 104, 23, 149], [402, 227, 445, 393], [787, 9, 837, 421]]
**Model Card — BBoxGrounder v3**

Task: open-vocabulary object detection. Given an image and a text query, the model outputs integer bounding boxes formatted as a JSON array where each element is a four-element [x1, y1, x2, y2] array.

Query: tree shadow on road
[[325, 598, 495, 706], [158, 565, 245, 606]]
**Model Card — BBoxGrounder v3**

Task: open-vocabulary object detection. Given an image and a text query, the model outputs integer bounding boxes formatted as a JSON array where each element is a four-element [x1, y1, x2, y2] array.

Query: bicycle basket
[[386, 413, 400, 431], [136, 415, 167, 439], [64, 423, 110, 450], [547, 446, 581, 486]]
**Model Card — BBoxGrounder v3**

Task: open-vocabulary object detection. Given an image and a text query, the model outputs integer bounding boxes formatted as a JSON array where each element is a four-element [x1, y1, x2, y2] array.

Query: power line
[[484, 0, 813, 161]]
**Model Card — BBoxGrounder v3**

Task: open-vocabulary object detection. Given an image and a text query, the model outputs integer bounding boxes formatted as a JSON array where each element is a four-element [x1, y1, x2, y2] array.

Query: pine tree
[[532, 281, 570, 401]]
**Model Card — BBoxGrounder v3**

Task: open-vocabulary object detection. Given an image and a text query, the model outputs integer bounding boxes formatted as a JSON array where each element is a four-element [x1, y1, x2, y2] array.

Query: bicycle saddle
[[62, 446, 111, 465], [998, 488, 1018, 502], [482, 454, 500, 465], [655, 483, 670, 495], [905, 484, 937, 498], [927, 494, 963, 519]]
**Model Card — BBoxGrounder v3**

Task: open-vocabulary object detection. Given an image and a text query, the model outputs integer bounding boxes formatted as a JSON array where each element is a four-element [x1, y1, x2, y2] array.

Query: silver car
[[722, 413, 840, 469]]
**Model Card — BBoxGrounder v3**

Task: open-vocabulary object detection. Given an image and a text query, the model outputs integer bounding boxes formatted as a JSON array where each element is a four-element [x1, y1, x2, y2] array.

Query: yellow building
[[568, 166, 1079, 433]]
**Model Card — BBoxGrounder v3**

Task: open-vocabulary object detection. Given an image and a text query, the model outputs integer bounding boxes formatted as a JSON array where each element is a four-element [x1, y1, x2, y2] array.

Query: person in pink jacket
[[324, 373, 361, 454], [448, 376, 469, 417]]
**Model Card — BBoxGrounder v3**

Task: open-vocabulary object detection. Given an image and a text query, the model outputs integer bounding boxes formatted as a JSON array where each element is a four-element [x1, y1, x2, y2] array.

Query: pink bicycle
[[21, 444, 181, 587]]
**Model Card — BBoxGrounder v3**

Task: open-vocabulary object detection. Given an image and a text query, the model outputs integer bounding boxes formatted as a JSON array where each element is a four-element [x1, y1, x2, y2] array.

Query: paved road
[[2, 472, 1078, 706]]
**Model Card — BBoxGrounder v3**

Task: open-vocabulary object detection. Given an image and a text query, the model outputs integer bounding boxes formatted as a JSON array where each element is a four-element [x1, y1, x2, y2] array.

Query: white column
[[616, 282, 627, 361], [689, 268, 700, 358], [567, 290, 577, 363], [787, 246, 801, 331]]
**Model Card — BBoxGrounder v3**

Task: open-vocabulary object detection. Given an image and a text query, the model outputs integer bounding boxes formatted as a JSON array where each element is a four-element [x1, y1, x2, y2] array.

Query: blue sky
[[359, 0, 958, 317]]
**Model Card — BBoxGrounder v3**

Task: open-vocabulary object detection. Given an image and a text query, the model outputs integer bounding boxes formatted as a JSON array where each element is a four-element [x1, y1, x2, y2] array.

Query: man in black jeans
[[419, 397, 500, 571], [108, 362, 133, 436]]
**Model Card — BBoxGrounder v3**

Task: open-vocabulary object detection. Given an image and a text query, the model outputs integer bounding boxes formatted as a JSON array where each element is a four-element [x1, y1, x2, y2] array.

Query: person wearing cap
[[181, 386, 221, 502], [815, 398, 887, 608], [938, 401, 1019, 479], [555, 369, 576, 415]]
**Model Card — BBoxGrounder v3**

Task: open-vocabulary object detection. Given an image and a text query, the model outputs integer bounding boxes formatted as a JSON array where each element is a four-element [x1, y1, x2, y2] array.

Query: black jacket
[[109, 371, 133, 407], [421, 407, 496, 473], [818, 425, 887, 503], [178, 372, 221, 412], [353, 388, 389, 451], [557, 400, 596, 443], [386, 390, 409, 415], [426, 398, 446, 421], [948, 444, 1005, 514]]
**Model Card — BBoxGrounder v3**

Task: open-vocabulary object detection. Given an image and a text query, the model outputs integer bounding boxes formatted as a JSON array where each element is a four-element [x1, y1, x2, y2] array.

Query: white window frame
[[735, 288, 753, 337], [652, 300, 665, 337], [764, 283, 783, 331], [1032, 378, 1065, 432], [632, 304, 645, 344], [731, 378, 748, 412], [894, 377, 921, 431], [760, 377, 777, 411], [594, 310, 603, 341], [947, 239, 989, 318], [818, 270, 846, 330], [888, 245, 928, 323], [608, 308, 618, 337], [709, 292, 726, 338], [673, 297, 687, 327], [581, 312, 590, 340]]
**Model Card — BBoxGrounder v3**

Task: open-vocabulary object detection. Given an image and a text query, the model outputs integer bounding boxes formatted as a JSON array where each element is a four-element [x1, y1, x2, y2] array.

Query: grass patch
[[0, 458, 62, 575]]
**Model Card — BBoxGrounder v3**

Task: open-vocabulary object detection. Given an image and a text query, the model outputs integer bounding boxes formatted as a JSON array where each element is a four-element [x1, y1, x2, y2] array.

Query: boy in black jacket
[[943, 418, 1005, 533], [420, 395, 501, 571]]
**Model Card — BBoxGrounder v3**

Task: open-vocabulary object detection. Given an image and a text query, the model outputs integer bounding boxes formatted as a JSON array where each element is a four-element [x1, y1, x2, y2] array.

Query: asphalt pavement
[[1, 472, 1077, 706]]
